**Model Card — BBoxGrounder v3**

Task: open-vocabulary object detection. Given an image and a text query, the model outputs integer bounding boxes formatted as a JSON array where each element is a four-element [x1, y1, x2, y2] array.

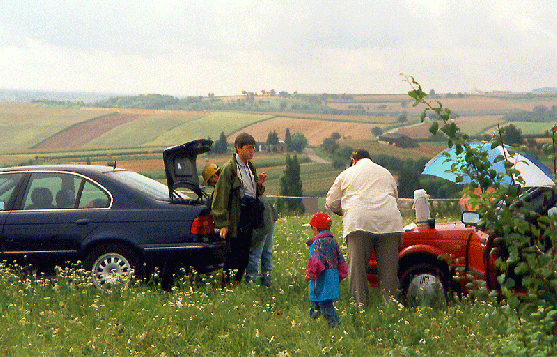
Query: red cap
[[309, 212, 332, 230]]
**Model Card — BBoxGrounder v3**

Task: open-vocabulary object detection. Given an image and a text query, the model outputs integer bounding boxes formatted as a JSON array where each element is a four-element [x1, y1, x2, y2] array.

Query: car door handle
[[76, 219, 90, 225]]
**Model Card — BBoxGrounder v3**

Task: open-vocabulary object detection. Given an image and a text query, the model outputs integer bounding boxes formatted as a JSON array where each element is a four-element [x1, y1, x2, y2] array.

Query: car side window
[[22, 172, 109, 210], [78, 180, 110, 209], [0, 173, 24, 211], [23, 173, 61, 210]]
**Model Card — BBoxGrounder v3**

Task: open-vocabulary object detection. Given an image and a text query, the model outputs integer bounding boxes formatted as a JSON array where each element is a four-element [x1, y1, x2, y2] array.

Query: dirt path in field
[[303, 147, 329, 163], [33, 112, 145, 150]]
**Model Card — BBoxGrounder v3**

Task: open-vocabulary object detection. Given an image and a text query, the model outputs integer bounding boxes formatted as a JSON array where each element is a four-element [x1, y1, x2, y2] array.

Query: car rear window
[[107, 170, 170, 200]]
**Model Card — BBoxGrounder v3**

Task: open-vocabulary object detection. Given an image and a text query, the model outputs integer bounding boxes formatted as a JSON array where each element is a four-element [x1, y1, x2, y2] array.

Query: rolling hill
[[4, 91, 557, 154], [2, 91, 557, 198]]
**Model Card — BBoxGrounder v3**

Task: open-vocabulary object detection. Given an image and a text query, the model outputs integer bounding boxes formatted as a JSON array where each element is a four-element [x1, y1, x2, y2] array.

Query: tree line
[[503, 105, 557, 122], [320, 133, 462, 198], [209, 130, 308, 156], [33, 93, 411, 117]]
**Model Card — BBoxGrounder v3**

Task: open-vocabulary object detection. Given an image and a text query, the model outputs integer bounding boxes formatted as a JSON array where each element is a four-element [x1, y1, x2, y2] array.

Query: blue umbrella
[[422, 143, 554, 187]]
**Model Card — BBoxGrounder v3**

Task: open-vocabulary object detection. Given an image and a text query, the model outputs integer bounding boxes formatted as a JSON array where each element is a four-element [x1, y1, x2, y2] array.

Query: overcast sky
[[1, 0, 556, 97]]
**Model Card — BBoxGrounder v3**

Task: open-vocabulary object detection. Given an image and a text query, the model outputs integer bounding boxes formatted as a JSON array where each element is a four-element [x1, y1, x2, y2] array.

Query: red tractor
[[368, 186, 557, 304]]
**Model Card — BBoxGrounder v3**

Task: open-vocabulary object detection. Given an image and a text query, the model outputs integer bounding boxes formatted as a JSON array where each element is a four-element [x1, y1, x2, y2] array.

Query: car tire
[[400, 263, 448, 306], [84, 245, 143, 291]]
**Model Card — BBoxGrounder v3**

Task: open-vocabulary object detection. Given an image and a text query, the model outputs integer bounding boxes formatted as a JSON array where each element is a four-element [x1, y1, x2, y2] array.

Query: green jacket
[[211, 154, 262, 239]]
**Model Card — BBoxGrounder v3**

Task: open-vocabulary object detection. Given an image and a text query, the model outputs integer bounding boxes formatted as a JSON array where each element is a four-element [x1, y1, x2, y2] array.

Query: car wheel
[[85, 245, 142, 291], [400, 263, 447, 306]]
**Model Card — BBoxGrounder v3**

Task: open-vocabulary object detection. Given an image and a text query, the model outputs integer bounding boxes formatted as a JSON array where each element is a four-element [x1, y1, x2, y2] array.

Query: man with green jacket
[[211, 133, 267, 283]]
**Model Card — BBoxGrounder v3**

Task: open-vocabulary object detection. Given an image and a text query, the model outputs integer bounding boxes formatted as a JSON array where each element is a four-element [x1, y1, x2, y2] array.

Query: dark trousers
[[225, 196, 259, 282], [309, 300, 340, 327]]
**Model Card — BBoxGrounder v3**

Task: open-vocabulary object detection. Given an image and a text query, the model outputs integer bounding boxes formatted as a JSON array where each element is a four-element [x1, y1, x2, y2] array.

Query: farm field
[[506, 121, 557, 135], [81, 111, 205, 149], [253, 111, 399, 123], [2, 91, 557, 198], [232, 116, 388, 146], [0, 102, 106, 151], [4, 91, 557, 155], [394, 115, 506, 138], [341, 140, 442, 161], [144, 112, 274, 147], [327, 93, 557, 114], [0, 216, 529, 356], [1, 103, 275, 152]]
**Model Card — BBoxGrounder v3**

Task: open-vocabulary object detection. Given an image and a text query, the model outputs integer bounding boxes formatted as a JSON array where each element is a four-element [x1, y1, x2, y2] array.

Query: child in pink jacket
[[304, 212, 348, 327]]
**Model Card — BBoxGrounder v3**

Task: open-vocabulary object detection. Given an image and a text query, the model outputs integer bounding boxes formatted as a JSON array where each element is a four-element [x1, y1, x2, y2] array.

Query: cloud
[[0, 0, 556, 95]]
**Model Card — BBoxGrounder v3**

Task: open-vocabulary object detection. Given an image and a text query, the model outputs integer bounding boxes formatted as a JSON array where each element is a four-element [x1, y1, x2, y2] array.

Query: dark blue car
[[0, 139, 225, 290]]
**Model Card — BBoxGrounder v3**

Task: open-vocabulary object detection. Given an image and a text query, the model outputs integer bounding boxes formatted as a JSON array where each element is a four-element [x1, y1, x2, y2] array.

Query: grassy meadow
[[0, 216, 528, 356], [3, 92, 557, 355]]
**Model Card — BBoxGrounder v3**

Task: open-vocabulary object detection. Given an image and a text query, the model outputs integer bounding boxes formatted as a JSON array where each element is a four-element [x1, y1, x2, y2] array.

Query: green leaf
[[507, 295, 520, 309], [441, 108, 452, 121], [429, 122, 439, 135], [514, 262, 529, 275], [493, 155, 504, 163]]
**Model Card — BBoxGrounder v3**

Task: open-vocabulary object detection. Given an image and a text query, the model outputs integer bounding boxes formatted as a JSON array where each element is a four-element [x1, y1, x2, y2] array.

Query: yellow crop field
[[258, 111, 399, 124], [233, 116, 390, 146]]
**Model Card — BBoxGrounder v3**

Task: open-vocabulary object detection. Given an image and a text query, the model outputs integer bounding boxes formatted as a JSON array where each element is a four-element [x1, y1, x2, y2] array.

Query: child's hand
[[304, 275, 311, 281]]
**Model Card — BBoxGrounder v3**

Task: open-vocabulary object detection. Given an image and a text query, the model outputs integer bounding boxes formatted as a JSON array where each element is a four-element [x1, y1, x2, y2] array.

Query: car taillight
[[191, 215, 215, 235]]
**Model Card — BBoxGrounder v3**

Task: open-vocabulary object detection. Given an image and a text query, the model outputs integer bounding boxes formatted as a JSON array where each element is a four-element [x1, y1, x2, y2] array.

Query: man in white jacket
[[326, 149, 403, 306]]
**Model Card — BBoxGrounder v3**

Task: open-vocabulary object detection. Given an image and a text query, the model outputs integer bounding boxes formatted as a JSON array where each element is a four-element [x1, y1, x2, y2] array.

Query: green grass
[[145, 112, 274, 146], [0, 216, 531, 356], [252, 154, 310, 169], [299, 163, 343, 197], [0, 103, 103, 151], [458, 116, 504, 136], [85, 112, 203, 148], [505, 121, 556, 135]]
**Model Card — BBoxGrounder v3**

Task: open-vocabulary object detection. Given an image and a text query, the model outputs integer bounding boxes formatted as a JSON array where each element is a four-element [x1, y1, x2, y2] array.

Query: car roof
[[0, 164, 125, 175], [0, 164, 173, 208]]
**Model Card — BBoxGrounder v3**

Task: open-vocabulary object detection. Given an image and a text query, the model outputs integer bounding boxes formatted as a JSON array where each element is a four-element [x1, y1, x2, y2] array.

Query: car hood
[[163, 139, 213, 199]]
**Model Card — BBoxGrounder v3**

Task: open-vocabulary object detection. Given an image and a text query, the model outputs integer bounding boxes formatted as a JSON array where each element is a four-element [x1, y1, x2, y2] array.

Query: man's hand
[[219, 226, 229, 239]]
